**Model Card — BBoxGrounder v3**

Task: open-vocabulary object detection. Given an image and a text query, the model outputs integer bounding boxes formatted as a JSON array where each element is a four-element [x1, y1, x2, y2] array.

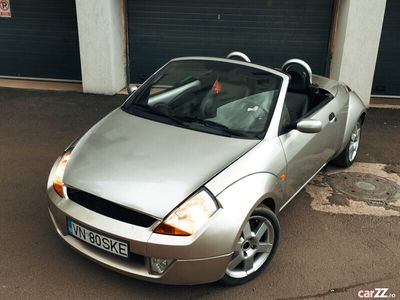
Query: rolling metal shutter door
[[0, 0, 81, 80], [127, 0, 333, 83], [372, 0, 400, 97]]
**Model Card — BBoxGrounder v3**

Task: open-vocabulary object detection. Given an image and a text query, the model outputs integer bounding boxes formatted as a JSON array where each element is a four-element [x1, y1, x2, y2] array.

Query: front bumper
[[48, 191, 232, 285]]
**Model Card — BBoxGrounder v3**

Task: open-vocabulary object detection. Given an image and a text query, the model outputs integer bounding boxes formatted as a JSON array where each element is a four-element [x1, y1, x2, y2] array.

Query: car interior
[[146, 67, 281, 133], [130, 55, 335, 135], [280, 60, 335, 134]]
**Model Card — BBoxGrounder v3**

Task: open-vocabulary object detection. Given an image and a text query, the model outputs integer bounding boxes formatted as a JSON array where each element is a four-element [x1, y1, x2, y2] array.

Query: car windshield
[[123, 59, 282, 139]]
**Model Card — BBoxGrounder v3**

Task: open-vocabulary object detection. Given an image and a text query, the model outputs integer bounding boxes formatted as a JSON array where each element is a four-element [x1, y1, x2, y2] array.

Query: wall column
[[330, 0, 386, 105], [75, 0, 127, 95]]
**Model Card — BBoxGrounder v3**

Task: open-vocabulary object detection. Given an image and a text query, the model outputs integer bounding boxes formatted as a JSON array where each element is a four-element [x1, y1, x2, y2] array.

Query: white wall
[[330, 0, 386, 106], [75, 0, 127, 95]]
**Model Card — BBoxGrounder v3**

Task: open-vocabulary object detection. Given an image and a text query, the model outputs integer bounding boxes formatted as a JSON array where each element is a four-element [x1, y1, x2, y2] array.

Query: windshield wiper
[[178, 117, 251, 138], [131, 104, 186, 126], [127, 105, 259, 139]]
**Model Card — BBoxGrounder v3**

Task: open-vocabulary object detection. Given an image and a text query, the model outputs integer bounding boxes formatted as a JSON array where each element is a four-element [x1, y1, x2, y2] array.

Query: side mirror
[[128, 84, 139, 95], [297, 119, 322, 133]]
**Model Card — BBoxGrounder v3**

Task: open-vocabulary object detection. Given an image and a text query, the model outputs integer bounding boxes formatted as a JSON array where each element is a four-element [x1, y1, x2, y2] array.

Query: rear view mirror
[[297, 119, 322, 133], [128, 84, 139, 95]]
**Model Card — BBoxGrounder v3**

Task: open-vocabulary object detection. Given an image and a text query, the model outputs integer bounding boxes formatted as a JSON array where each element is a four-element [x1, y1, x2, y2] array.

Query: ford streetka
[[48, 52, 367, 285]]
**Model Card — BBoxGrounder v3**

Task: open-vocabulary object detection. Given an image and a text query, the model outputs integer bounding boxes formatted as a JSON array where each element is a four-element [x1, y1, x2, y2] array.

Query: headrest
[[288, 70, 308, 92], [281, 59, 313, 93]]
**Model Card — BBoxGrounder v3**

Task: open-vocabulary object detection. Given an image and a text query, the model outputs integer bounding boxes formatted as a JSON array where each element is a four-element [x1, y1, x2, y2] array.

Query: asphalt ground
[[0, 88, 399, 299]]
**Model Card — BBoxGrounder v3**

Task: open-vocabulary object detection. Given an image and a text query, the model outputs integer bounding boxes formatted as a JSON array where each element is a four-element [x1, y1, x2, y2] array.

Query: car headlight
[[154, 189, 218, 236], [52, 149, 73, 198]]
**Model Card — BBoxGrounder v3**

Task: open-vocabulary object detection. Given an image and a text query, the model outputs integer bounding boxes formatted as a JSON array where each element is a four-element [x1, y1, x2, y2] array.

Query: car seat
[[281, 59, 313, 123]]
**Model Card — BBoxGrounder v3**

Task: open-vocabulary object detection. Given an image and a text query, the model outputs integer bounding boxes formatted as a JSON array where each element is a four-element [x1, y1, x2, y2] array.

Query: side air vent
[[66, 187, 157, 227]]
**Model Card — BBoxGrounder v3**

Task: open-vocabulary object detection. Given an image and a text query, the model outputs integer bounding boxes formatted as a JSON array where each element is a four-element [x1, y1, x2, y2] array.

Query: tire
[[332, 120, 362, 168], [220, 205, 280, 285]]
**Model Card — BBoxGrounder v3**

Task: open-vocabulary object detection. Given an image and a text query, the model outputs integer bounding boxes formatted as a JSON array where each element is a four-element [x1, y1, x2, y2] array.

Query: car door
[[279, 97, 341, 202]]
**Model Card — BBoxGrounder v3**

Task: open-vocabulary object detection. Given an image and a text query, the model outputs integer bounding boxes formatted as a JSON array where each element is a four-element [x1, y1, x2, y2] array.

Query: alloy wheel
[[225, 216, 275, 278], [349, 122, 361, 162]]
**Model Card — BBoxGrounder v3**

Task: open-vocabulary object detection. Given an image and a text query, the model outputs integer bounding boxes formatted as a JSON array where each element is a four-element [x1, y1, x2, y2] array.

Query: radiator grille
[[66, 187, 157, 227]]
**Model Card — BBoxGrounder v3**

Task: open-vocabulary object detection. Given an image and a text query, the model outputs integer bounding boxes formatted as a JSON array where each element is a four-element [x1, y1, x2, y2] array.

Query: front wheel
[[220, 206, 279, 285], [332, 119, 362, 168]]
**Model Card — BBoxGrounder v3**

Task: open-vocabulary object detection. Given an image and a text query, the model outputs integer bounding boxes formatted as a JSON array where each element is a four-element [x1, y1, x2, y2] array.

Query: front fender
[[146, 173, 282, 260], [215, 172, 283, 253]]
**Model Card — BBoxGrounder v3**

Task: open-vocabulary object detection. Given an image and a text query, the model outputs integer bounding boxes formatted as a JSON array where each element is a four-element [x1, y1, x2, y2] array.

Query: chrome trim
[[169, 56, 286, 78], [226, 51, 251, 62], [281, 58, 313, 84]]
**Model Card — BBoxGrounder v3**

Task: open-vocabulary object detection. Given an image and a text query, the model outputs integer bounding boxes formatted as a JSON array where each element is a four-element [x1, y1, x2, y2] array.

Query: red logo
[[212, 80, 222, 94]]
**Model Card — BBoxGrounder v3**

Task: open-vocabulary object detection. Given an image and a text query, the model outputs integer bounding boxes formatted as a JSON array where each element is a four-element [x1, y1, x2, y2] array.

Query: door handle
[[329, 112, 336, 123]]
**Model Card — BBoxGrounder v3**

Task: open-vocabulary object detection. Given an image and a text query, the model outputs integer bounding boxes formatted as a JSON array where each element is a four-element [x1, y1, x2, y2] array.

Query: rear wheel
[[333, 120, 361, 168], [220, 206, 279, 285]]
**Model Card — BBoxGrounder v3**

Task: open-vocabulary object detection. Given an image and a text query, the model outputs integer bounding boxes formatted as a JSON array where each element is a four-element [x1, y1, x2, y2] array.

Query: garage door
[[372, 0, 400, 97], [127, 0, 334, 83], [0, 0, 81, 80]]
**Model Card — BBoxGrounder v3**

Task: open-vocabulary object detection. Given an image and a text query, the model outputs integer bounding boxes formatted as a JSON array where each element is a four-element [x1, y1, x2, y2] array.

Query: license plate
[[67, 218, 129, 258]]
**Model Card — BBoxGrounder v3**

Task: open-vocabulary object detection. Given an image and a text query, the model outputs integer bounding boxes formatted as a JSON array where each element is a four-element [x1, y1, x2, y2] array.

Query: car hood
[[63, 109, 259, 219]]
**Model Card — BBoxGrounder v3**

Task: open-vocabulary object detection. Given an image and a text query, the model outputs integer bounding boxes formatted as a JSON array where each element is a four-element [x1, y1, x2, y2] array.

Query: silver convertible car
[[48, 52, 367, 285]]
